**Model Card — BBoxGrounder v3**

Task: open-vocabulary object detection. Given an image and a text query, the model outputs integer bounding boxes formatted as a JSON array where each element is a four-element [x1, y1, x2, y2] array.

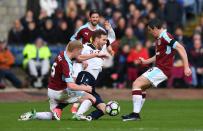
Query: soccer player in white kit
[[70, 9, 116, 113], [72, 30, 110, 121]]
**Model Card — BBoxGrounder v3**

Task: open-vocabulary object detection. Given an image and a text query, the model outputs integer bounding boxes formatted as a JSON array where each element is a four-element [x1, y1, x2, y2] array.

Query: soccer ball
[[105, 101, 120, 116]]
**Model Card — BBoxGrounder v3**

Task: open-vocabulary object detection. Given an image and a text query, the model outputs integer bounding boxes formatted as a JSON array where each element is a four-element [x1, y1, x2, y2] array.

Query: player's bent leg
[[71, 103, 80, 114], [87, 103, 106, 120], [35, 112, 53, 120], [73, 92, 96, 121], [18, 109, 36, 121], [19, 109, 54, 121], [132, 76, 151, 90]]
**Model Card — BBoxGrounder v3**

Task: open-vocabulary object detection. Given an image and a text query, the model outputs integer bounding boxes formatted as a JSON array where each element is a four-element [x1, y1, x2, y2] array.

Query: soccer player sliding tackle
[[122, 18, 192, 121], [18, 40, 108, 121]]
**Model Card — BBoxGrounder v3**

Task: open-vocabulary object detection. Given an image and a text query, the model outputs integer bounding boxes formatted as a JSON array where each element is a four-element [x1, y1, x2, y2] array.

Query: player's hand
[[109, 50, 115, 56], [134, 59, 141, 65], [97, 53, 109, 59], [184, 67, 192, 76], [82, 61, 88, 69], [83, 85, 92, 93], [104, 20, 112, 31], [139, 57, 148, 65]]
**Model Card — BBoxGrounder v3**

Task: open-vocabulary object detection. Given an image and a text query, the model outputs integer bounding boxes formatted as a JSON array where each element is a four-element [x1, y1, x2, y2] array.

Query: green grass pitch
[[0, 100, 203, 131]]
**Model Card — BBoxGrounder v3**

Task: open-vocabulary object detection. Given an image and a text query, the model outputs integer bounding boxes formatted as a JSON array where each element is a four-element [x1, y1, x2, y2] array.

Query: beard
[[91, 21, 98, 26]]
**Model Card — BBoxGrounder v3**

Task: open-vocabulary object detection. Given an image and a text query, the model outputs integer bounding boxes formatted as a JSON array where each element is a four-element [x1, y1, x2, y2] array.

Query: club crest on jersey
[[84, 32, 89, 35], [156, 51, 160, 55]]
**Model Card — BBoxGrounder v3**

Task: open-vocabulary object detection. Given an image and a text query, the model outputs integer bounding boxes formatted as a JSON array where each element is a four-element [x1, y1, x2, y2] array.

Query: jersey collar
[[87, 43, 97, 50], [158, 29, 167, 39], [64, 51, 72, 64], [87, 22, 101, 31]]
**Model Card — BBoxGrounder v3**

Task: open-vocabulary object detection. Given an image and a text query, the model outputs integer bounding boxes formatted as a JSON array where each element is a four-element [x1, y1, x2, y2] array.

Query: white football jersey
[[82, 44, 104, 79]]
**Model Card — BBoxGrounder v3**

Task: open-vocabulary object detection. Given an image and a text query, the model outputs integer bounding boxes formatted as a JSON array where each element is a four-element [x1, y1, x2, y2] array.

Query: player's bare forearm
[[175, 43, 189, 68], [140, 56, 156, 64], [67, 82, 91, 92], [147, 56, 156, 64], [76, 54, 97, 62], [175, 43, 191, 76]]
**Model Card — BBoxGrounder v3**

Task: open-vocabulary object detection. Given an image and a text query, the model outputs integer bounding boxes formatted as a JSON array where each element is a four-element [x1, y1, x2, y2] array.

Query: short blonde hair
[[66, 40, 83, 52]]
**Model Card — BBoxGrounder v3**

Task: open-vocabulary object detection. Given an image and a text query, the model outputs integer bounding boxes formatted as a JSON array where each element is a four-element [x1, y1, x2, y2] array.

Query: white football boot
[[18, 109, 36, 121], [72, 114, 92, 121]]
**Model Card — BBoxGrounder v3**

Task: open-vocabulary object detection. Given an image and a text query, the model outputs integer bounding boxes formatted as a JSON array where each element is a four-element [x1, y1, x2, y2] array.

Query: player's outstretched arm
[[139, 56, 156, 65], [175, 42, 192, 76], [67, 82, 92, 93], [77, 53, 108, 62], [76, 53, 98, 62]]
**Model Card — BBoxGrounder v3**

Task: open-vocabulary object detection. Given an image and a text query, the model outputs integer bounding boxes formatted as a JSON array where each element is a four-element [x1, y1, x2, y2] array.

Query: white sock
[[132, 90, 142, 113], [76, 100, 92, 115], [35, 112, 53, 120], [140, 91, 146, 110], [140, 98, 145, 110]]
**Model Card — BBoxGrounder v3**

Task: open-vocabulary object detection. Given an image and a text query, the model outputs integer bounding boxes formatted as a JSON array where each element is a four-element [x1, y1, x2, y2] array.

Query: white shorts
[[142, 67, 168, 87], [72, 63, 83, 78], [48, 88, 85, 111]]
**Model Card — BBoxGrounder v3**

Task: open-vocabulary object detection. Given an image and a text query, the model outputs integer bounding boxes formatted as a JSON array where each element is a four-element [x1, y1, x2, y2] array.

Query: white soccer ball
[[105, 101, 120, 116]]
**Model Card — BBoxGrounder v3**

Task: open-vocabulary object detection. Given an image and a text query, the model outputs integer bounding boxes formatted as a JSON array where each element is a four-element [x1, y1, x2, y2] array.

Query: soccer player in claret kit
[[19, 40, 108, 121], [122, 19, 192, 121]]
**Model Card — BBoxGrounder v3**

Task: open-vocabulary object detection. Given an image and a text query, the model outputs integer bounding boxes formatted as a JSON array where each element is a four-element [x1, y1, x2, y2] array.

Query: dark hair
[[89, 9, 100, 17], [147, 18, 163, 29], [92, 30, 107, 41]]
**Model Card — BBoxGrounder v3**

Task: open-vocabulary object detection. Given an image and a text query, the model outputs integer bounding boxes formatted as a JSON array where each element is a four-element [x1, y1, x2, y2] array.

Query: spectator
[[57, 20, 72, 44], [114, 17, 126, 39], [145, 40, 155, 58], [174, 27, 190, 49], [74, 19, 84, 32], [20, 10, 35, 30], [189, 33, 202, 50], [111, 0, 125, 14], [127, 2, 137, 19], [0, 39, 23, 89], [109, 10, 122, 29], [189, 34, 203, 87], [164, 0, 184, 33], [113, 44, 131, 88], [23, 38, 51, 88], [53, 9, 66, 26], [65, 1, 78, 32], [8, 20, 24, 44], [77, 0, 88, 17], [40, 0, 58, 17], [88, 0, 104, 11], [38, 9, 49, 28], [127, 42, 149, 84], [134, 21, 146, 43], [156, 0, 166, 21], [23, 21, 40, 43], [199, 16, 203, 39], [120, 26, 138, 49], [41, 19, 57, 44]]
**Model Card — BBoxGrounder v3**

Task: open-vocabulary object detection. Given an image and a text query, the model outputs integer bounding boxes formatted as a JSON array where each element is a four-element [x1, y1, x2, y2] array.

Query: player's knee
[[96, 103, 106, 113], [89, 94, 96, 104], [132, 80, 142, 90]]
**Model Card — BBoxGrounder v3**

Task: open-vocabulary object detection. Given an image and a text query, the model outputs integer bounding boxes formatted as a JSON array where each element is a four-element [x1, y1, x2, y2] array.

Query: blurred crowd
[[1, 0, 203, 89]]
